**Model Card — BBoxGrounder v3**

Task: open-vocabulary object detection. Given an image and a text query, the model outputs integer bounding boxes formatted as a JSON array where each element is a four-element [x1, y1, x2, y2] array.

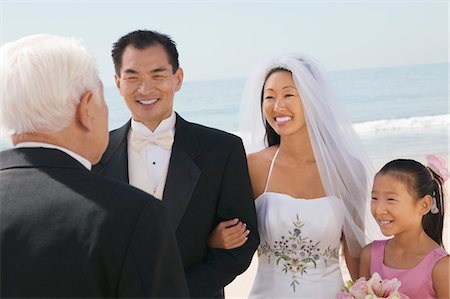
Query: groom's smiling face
[[115, 44, 183, 131]]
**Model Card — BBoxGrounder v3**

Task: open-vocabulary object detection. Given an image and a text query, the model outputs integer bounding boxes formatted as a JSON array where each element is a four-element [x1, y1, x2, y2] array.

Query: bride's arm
[[358, 244, 371, 279], [342, 233, 360, 280]]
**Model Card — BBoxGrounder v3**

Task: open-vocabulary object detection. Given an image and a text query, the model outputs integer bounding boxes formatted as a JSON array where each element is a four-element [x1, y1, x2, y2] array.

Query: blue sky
[[1, 1, 448, 85]]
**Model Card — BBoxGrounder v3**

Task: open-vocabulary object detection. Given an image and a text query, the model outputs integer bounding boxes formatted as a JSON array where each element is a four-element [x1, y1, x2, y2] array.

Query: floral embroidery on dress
[[257, 214, 339, 292]]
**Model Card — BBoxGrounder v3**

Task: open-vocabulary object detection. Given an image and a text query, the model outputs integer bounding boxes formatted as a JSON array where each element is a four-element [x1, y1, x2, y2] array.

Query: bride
[[209, 53, 379, 298]]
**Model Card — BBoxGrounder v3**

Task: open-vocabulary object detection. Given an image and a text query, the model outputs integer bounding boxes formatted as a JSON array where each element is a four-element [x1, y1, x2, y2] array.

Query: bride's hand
[[208, 218, 250, 249]]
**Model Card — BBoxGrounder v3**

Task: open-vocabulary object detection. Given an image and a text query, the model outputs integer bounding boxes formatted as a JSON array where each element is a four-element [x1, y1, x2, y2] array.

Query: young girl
[[359, 155, 449, 299]]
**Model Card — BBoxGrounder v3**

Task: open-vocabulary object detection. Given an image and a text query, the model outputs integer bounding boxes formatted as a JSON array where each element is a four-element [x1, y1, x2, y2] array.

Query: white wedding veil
[[239, 53, 382, 257]]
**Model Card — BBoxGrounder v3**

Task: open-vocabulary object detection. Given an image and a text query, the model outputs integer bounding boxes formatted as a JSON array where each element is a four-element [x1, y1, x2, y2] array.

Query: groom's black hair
[[112, 29, 179, 76]]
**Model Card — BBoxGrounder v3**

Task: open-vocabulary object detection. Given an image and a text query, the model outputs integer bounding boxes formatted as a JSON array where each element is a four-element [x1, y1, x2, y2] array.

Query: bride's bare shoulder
[[247, 146, 278, 197], [247, 146, 278, 168]]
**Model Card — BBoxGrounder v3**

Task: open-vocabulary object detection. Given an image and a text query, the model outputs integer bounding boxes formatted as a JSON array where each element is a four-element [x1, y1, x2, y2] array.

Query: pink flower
[[336, 273, 409, 299], [426, 154, 449, 183], [336, 292, 354, 299], [367, 272, 406, 299], [348, 278, 369, 299]]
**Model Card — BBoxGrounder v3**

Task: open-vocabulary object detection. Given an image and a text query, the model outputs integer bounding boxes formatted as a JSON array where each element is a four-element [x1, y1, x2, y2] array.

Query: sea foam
[[353, 114, 449, 134]]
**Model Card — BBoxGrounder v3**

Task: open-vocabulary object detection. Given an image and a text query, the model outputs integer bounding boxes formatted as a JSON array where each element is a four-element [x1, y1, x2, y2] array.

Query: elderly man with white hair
[[0, 34, 189, 298]]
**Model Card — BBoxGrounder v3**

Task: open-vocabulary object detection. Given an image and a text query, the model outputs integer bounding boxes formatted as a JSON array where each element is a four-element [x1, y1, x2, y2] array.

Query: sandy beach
[[225, 152, 450, 298]]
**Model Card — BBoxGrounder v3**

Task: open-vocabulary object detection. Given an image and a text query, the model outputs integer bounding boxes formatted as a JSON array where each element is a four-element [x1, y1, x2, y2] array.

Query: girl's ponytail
[[424, 155, 449, 247]]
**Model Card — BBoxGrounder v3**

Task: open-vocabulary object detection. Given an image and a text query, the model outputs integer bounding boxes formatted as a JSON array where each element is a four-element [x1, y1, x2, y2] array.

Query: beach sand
[[225, 153, 450, 298]]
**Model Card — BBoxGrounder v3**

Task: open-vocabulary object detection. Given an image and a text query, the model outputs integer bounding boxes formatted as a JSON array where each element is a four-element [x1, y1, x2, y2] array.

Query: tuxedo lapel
[[95, 121, 130, 183], [96, 116, 201, 229], [163, 114, 201, 229]]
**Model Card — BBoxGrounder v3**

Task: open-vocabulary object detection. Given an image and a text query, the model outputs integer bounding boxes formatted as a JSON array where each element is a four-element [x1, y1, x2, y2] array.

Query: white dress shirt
[[127, 112, 176, 200], [15, 142, 92, 170]]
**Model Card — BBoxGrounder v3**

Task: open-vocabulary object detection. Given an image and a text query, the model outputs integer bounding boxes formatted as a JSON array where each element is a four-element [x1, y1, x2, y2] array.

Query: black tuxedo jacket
[[94, 114, 259, 298], [0, 148, 189, 298]]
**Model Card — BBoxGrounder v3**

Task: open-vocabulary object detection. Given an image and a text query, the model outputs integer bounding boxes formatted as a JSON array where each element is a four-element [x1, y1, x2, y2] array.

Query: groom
[[93, 30, 259, 298]]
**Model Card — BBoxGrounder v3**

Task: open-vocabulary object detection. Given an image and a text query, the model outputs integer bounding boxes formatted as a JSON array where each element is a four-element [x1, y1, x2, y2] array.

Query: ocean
[[1, 63, 448, 165]]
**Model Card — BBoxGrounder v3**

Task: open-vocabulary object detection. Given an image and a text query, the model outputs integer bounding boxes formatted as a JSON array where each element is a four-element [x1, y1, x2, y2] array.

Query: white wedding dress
[[249, 149, 345, 299]]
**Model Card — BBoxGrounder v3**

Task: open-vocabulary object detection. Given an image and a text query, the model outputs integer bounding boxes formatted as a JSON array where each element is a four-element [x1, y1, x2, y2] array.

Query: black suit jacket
[[94, 114, 259, 298], [0, 148, 189, 298]]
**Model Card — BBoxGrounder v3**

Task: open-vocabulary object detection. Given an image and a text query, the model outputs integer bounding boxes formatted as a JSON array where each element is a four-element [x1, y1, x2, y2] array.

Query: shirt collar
[[15, 142, 92, 170], [131, 111, 176, 136]]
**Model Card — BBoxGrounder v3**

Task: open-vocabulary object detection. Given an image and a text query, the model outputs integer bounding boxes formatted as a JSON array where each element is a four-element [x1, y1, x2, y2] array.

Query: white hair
[[0, 34, 100, 135]]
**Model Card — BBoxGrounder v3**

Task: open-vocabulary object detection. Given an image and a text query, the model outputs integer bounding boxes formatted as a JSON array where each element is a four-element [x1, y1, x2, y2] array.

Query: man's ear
[[114, 74, 121, 90], [77, 91, 94, 131], [418, 194, 433, 215], [175, 67, 184, 92]]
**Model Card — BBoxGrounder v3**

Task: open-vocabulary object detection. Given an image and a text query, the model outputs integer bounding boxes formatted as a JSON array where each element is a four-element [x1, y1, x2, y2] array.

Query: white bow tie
[[130, 129, 174, 152]]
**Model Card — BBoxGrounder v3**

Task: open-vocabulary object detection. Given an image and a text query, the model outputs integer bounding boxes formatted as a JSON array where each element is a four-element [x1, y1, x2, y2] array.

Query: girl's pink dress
[[370, 239, 448, 299]]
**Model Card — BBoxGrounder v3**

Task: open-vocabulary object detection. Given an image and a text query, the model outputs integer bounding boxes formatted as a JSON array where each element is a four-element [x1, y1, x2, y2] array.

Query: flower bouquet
[[337, 272, 409, 299]]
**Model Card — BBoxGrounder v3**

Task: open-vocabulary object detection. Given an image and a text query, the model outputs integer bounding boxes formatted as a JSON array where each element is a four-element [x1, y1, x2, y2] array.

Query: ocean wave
[[230, 114, 449, 138], [353, 114, 449, 133]]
